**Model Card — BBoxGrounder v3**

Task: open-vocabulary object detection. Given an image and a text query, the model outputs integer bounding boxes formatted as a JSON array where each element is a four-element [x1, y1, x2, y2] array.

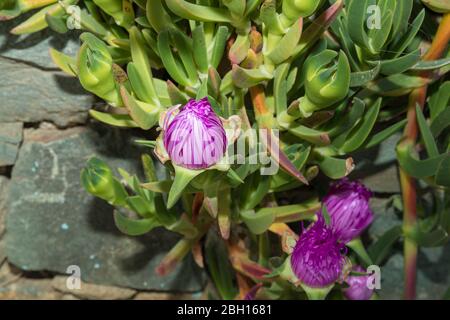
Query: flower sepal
[[299, 282, 335, 300]]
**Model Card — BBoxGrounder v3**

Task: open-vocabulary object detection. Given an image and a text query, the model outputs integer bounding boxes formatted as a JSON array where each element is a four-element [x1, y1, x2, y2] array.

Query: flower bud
[[291, 214, 345, 288], [301, 50, 350, 117], [282, 0, 323, 21], [81, 157, 115, 202], [162, 98, 227, 170], [323, 179, 373, 243], [343, 266, 375, 300], [77, 33, 122, 106]]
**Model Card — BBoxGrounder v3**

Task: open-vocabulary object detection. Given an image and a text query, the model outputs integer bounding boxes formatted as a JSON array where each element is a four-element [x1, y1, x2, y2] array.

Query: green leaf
[[368, 225, 402, 265], [293, 0, 343, 57], [210, 26, 229, 69], [49, 48, 77, 76], [192, 24, 208, 74], [347, 0, 370, 50], [267, 19, 302, 64], [397, 142, 448, 179], [157, 30, 192, 87], [146, 0, 174, 32], [416, 104, 439, 158], [167, 165, 203, 209], [315, 154, 354, 179], [45, 12, 68, 33], [322, 205, 331, 226], [367, 0, 396, 53], [120, 86, 160, 130], [10, 2, 65, 35], [435, 155, 450, 187], [89, 110, 139, 128], [376, 49, 421, 76], [350, 62, 380, 87], [113, 210, 161, 236], [411, 57, 450, 71], [240, 209, 275, 235], [363, 119, 406, 149], [129, 26, 159, 105], [431, 107, 450, 138], [347, 238, 373, 266], [287, 125, 330, 146], [231, 65, 273, 88], [165, 0, 232, 23], [340, 98, 381, 153], [125, 195, 154, 219], [429, 81, 450, 120], [389, 10, 425, 59], [204, 232, 238, 300]]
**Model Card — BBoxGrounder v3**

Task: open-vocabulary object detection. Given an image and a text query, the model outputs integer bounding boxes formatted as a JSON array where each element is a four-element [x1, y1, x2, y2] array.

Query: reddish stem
[[400, 13, 450, 300]]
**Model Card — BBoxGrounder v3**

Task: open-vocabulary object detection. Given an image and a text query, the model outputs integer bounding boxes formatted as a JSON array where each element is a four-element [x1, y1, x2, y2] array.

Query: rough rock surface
[[5, 126, 205, 292], [0, 122, 23, 166], [0, 16, 80, 69], [52, 276, 136, 300], [0, 57, 92, 127]]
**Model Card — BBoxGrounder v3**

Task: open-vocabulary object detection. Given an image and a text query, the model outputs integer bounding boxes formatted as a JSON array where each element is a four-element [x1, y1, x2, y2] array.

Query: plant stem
[[399, 13, 450, 300]]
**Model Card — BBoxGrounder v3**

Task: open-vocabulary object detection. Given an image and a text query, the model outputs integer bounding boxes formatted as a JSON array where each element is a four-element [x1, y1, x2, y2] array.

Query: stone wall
[[0, 17, 205, 300]]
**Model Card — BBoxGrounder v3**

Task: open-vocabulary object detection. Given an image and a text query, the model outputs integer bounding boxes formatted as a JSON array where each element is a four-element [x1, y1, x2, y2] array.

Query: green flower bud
[[77, 33, 122, 106], [421, 0, 450, 13], [300, 50, 350, 117], [81, 157, 115, 202], [282, 0, 323, 21]]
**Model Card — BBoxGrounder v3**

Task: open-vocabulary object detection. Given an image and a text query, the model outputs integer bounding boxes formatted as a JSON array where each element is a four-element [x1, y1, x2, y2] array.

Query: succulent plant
[[3, 0, 450, 300]]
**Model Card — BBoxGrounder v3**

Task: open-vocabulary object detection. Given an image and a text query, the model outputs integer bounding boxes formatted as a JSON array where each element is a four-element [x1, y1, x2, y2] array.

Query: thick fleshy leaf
[[120, 86, 160, 130], [10, 1, 65, 34], [49, 48, 77, 76], [340, 98, 381, 153], [113, 210, 161, 236], [231, 65, 273, 88], [267, 19, 303, 64], [204, 232, 238, 300], [368, 225, 402, 265], [416, 104, 439, 158], [316, 154, 354, 179], [167, 165, 203, 209], [165, 0, 232, 23], [435, 156, 450, 187], [397, 142, 448, 179], [89, 110, 139, 128], [350, 62, 380, 87], [412, 57, 450, 71]]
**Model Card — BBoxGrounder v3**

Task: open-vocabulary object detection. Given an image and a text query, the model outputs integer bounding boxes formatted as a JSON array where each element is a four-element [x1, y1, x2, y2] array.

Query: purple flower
[[162, 98, 227, 170], [343, 266, 374, 300], [291, 214, 346, 288], [323, 179, 373, 243]]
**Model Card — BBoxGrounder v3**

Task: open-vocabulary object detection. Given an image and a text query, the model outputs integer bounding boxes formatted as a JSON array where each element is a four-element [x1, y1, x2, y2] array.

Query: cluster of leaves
[[2, 0, 450, 299]]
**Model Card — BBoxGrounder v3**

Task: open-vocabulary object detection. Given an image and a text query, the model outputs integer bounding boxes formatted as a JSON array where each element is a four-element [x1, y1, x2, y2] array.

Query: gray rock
[[0, 176, 8, 238], [0, 176, 6, 264], [52, 276, 136, 300], [0, 263, 61, 300], [0, 15, 80, 69], [5, 126, 206, 292], [0, 122, 23, 166], [378, 245, 450, 300], [0, 57, 92, 127], [351, 133, 401, 194]]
